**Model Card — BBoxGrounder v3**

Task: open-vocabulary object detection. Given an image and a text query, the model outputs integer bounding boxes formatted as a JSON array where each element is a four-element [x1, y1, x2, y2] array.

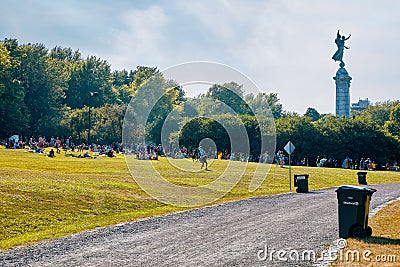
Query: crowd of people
[[313, 155, 399, 171], [2, 135, 400, 171], [2, 135, 121, 158]]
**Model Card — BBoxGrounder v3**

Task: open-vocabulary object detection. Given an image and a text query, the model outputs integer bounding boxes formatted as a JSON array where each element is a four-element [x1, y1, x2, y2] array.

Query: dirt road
[[2, 183, 400, 267]]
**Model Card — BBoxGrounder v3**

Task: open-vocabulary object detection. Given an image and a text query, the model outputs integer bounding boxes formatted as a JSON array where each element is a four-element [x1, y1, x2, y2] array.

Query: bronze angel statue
[[332, 30, 351, 64]]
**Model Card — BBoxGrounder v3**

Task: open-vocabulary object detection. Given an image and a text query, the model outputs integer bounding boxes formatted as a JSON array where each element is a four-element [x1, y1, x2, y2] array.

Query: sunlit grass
[[1, 148, 400, 250]]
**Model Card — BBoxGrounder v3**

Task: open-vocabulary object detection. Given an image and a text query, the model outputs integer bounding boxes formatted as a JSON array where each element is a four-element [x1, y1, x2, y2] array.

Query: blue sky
[[1, 0, 399, 114]]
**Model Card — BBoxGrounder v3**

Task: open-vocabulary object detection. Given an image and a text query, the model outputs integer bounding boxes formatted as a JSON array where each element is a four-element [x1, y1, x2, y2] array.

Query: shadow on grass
[[357, 236, 400, 245]]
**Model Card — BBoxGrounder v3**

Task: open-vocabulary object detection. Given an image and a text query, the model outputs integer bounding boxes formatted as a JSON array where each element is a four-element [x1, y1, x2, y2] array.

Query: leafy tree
[[314, 116, 400, 164], [66, 56, 114, 109], [276, 117, 323, 163], [0, 42, 28, 137], [114, 84, 133, 105], [91, 104, 126, 144], [124, 73, 183, 145], [61, 107, 87, 142], [304, 107, 321, 121], [205, 82, 252, 115], [384, 104, 400, 138], [179, 113, 268, 160], [130, 66, 159, 92], [182, 99, 198, 118], [244, 92, 282, 119], [112, 69, 132, 87], [16, 43, 50, 135], [179, 117, 230, 153], [6, 42, 68, 136], [240, 114, 262, 160], [357, 101, 398, 126], [49, 46, 81, 62], [281, 110, 300, 118], [41, 53, 70, 136], [264, 93, 283, 119]]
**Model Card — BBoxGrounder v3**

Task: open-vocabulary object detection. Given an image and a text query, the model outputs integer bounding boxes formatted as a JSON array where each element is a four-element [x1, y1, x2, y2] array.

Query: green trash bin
[[336, 185, 376, 238], [357, 171, 368, 185], [294, 174, 309, 193]]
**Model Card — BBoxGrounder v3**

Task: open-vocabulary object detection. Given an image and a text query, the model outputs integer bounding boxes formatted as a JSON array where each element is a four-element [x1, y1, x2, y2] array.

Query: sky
[[1, 0, 400, 114]]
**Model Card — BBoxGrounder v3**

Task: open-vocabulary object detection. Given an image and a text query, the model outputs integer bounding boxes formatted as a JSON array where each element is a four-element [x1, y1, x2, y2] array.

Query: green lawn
[[1, 148, 399, 250]]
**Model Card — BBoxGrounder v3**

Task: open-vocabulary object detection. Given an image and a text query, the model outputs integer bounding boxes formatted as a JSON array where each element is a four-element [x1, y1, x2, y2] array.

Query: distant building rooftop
[[351, 98, 370, 112]]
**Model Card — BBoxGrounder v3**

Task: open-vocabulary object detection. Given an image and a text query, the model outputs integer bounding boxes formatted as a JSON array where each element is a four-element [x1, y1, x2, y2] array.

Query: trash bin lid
[[336, 185, 376, 194]]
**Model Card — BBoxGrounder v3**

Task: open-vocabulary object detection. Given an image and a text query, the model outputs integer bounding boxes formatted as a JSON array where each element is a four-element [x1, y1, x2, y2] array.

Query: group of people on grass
[[124, 143, 163, 160], [2, 135, 120, 159], [3, 135, 400, 171], [314, 155, 399, 171]]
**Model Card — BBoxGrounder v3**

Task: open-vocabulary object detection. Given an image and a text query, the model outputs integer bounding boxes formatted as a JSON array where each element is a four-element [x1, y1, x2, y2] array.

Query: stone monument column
[[334, 62, 351, 117]]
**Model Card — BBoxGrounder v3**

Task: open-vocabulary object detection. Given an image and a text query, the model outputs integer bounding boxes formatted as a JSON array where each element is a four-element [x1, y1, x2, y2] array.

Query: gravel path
[[1, 183, 400, 267]]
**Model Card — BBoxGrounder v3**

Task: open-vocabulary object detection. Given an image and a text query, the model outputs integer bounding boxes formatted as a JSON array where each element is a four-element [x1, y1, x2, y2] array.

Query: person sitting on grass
[[35, 146, 45, 154], [48, 148, 55, 158], [149, 153, 158, 160], [107, 149, 115, 158]]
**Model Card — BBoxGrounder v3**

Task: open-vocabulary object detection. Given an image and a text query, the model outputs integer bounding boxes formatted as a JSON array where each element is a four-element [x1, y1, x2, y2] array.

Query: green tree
[[0, 42, 28, 137], [206, 82, 252, 115], [384, 104, 400, 138], [61, 107, 87, 142], [112, 69, 132, 87], [125, 73, 183, 145], [314, 116, 400, 164], [0, 40, 73, 137], [276, 117, 323, 162], [66, 56, 115, 109], [264, 92, 283, 119], [17, 43, 50, 135], [130, 66, 159, 92], [179, 117, 230, 153], [304, 107, 320, 121], [357, 101, 398, 126], [49, 46, 81, 62], [244, 92, 283, 119], [240, 114, 262, 160], [91, 104, 126, 144]]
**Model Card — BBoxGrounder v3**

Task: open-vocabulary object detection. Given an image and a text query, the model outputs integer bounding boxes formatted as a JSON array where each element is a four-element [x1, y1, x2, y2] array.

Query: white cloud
[[108, 5, 169, 70], [172, 0, 400, 113], [1, 0, 399, 113]]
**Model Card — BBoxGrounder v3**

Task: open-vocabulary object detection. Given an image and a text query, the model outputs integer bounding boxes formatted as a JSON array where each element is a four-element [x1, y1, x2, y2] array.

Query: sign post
[[284, 141, 295, 190]]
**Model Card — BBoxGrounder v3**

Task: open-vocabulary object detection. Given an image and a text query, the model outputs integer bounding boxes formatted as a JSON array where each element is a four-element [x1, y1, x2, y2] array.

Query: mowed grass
[[1, 148, 400, 250], [332, 200, 400, 266]]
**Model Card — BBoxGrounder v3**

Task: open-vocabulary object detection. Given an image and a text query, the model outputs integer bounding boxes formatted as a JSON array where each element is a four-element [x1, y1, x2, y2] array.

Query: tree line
[[1, 38, 399, 165], [0, 38, 155, 143]]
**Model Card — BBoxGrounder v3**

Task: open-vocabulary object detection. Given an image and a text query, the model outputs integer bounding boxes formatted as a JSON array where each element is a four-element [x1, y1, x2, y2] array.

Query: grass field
[[332, 200, 400, 266], [1, 148, 400, 250]]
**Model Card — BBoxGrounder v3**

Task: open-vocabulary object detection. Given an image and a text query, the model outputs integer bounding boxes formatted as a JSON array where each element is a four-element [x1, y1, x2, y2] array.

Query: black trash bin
[[357, 172, 368, 185], [336, 185, 376, 238], [294, 174, 309, 193]]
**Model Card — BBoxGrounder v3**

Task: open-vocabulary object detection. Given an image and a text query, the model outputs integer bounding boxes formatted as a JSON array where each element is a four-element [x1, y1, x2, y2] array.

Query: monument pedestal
[[334, 64, 352, 117]]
